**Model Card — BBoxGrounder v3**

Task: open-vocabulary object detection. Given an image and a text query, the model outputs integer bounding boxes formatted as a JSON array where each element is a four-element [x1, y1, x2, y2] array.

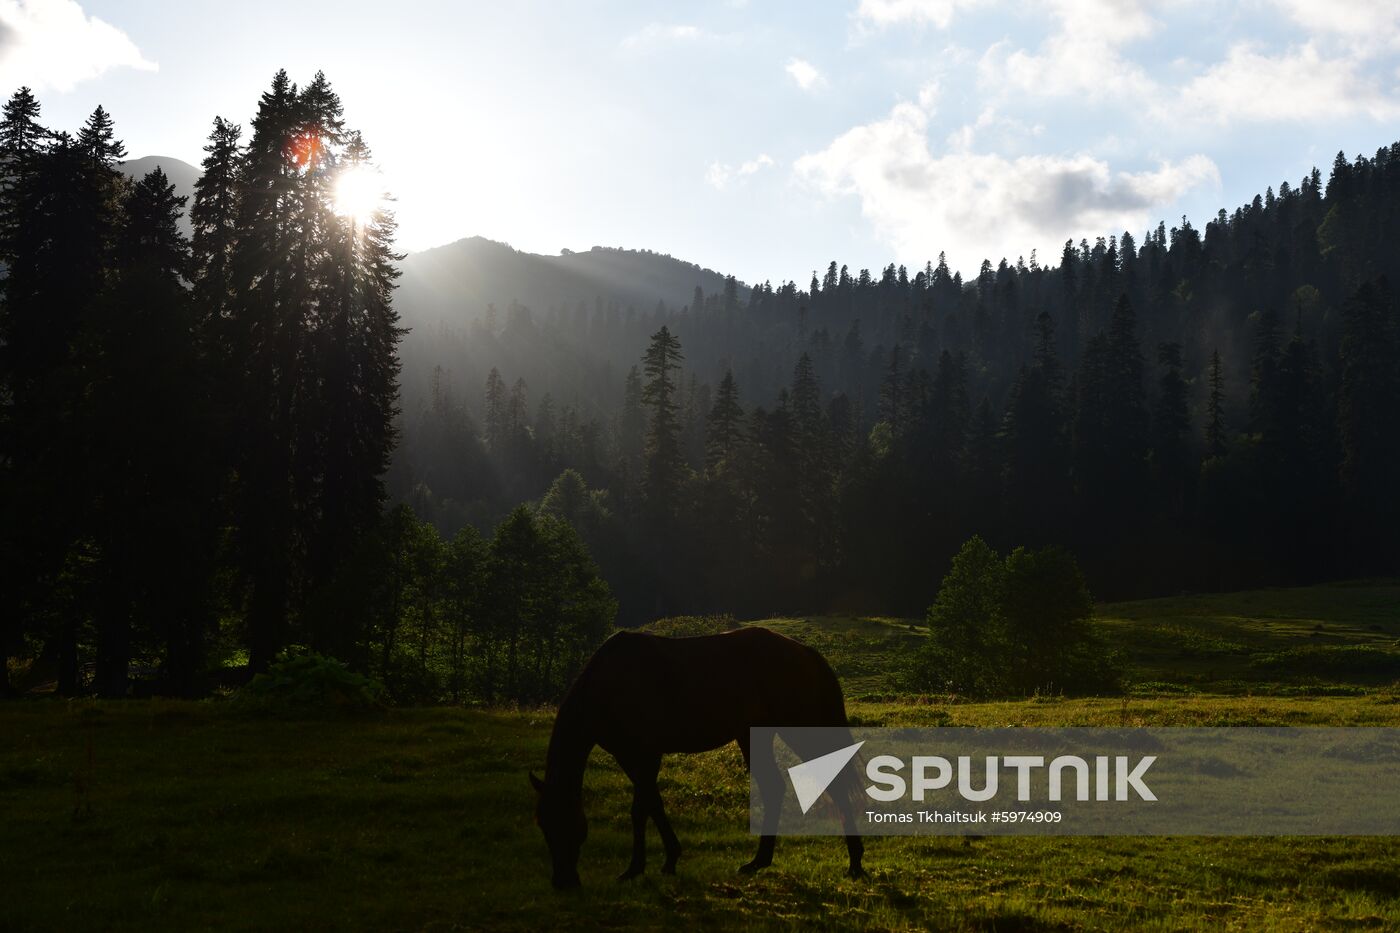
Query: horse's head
[[530, 771, 587, 889]]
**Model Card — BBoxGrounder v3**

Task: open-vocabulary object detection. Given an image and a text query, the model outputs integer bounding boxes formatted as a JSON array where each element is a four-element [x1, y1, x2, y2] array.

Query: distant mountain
[[395, 236, 746, 326], [114, 159, 744, 326], [119, 155, 201, 236]]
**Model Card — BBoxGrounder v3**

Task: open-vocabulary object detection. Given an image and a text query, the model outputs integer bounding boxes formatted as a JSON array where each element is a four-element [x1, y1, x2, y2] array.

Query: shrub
[[903, 537, 1123, 698], [233, 649, 385, 715]]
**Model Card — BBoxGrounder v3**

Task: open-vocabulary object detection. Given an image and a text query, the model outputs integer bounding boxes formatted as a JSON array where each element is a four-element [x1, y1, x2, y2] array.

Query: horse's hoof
[[738, 860, 770, 874], [846, 866, 868, 880], [617, 867, 644, 882], [661, 862, 677, 876]]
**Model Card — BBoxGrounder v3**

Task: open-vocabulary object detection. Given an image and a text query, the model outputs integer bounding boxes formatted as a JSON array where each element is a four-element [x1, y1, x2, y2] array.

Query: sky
[[6, 0, 1400, 285]]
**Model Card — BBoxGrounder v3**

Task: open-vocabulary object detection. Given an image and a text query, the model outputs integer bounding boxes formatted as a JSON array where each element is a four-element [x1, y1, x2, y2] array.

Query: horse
[[529, 626, 865, 889]]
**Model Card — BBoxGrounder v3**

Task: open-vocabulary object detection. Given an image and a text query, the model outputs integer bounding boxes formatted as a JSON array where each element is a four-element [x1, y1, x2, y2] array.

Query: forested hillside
[[4, 72, 1399, 699], [393, 147, 1400, 620]]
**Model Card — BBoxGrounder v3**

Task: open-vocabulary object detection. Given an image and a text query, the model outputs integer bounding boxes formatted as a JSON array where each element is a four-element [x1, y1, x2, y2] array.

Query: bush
[[233, 649, 385, 715], [903, 537, 1123, 698]]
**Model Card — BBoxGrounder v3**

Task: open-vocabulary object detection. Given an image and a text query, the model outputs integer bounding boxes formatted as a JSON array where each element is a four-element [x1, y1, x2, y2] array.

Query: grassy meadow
[[5, 581, 1400, 931]]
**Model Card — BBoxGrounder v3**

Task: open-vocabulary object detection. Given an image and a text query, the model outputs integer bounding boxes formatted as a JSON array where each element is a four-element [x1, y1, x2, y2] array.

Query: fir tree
[[1205, 349, 1227, 458], [706, 369, 744, 469], [641, 326, 685, 517]]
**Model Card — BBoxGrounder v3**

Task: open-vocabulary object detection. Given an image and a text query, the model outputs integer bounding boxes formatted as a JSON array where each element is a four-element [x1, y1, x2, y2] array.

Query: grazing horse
[[530, 626, 865, 889]]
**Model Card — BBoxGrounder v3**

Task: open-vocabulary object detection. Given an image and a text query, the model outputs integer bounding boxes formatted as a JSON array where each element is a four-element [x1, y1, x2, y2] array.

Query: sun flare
[[332, 164, 385, 225]]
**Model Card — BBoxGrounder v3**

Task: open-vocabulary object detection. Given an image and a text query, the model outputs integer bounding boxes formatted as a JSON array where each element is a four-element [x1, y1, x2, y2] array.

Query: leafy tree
[[907, 537, 1118, 697]]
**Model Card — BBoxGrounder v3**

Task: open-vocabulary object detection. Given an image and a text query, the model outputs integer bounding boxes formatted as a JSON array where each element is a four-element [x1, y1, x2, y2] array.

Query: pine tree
[[790, 352, 825, 466], [1151, 342, 1192, 518], [89, 168, 220, 695], [1205, 349, 1227, 458], [1338, 280, 1400, 563], [641, 326, 685, 517], [484, 368, 506, 449], [1249, 306, 1281, 436], [1004, 315, 1068, 544], [967, 396, 1001, 524], [304, 125, 404, 623], [929, 349, 970, 476], [0, 87, 47, 250], [706, 369, 744, 468], [0, 129, 123, 693], [0, 86, 49, 695], [0, 87, 46, 162], [227, 70, 309, 671], [77, 105, 127, 168], [190, 116, 243, 323]]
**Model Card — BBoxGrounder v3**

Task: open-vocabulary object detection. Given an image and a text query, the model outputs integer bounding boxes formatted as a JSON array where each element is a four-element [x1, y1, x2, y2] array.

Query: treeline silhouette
[[0, 78, 614, 700], [396, 146, 1400, 623]]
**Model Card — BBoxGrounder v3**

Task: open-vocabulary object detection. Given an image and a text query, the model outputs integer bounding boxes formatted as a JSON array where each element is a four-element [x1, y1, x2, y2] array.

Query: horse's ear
[[529, 771, 545, 794]]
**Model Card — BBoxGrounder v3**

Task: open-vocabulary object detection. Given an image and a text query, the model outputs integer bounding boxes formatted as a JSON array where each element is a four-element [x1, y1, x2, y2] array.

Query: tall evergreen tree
[[706, 369, 744, 469], [1205, 349, 1227, 458], [1338, 279, 1400, 565], [190, 116, 243, 324], [1151, 342, 1192, 518], [76, 105, 127, 168], [226, 69, 309, 670], [89, 169, 221, 695], [304, 127, 404, 631], [641, 326, 685, 518]]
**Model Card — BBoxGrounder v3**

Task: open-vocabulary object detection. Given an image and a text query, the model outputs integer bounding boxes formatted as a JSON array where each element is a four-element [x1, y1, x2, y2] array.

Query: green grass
[[5, 699, 1400, 931], [751, 580, 1400, 698], [5, 581, 1400, 930], [1097, 580, 1400, 694]]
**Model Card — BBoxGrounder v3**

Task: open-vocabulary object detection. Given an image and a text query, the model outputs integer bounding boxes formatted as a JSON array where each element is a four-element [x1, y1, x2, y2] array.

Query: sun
[[333, 164, 385, 225]]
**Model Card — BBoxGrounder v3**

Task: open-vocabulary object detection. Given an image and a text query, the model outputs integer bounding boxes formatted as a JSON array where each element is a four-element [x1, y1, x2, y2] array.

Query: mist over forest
[[2, 73, 1398, 704], [388, 147, 1400, 623]]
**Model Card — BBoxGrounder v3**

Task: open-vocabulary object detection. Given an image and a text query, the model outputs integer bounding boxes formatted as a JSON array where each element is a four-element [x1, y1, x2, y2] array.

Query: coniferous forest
[[394, 144, 1400, 628], [3, 74, 1399, 703]]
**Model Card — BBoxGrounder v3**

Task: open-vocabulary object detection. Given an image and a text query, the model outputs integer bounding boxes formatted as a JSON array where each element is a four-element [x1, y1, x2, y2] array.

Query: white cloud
[[944, 106, 1043, 152], [621, 23, 708, 49], [1176, 41, 1400, 123], [0, 0, 155, 93], [785, 57, 824, 91], [977, 0, 1157, 99], [794, 90, 1218, 273], [1270, 0, 1400, 53], [706, 153, 775, 190], [854, 0, 985, 29]]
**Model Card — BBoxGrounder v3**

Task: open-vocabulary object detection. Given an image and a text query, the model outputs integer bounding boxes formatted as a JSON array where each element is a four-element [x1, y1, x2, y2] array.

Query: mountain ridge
[[117, 155, 745, 323], [395, 235, 746, 326]]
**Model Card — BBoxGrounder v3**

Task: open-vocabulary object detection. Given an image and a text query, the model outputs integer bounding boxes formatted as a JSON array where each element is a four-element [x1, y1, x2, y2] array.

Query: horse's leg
[[740, 730, 781, 874], [615, 752, 661, 881], [649, 776, 682, 875], [832, 770, 867, 880]]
